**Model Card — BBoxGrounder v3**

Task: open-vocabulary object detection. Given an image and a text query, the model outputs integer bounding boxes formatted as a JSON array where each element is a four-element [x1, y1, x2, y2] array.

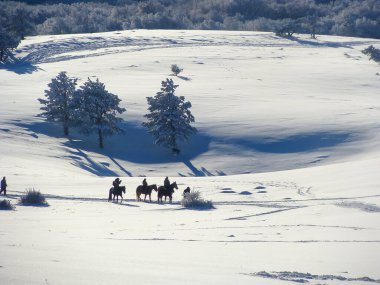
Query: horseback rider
[[142, 178, 148, 192], [113, 177, 122, 191], [109, 178, 125, 203], [164, 176, 170, 191]]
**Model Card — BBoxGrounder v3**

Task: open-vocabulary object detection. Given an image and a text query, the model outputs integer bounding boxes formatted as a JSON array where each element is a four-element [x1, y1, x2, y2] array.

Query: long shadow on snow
[[15, 120, 212, 176], [283, 36, 379, 49], [0, 59, 41, 75], [7, 191, 139, 206], [15, 121, 351, 175], [15, 120, 66, 138], [229, 132, 351, 154], [63, 121, 211, 161]]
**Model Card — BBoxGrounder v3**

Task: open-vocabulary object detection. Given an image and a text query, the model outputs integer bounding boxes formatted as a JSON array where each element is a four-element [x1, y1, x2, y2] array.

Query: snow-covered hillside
[[1, 30, 380, 285]]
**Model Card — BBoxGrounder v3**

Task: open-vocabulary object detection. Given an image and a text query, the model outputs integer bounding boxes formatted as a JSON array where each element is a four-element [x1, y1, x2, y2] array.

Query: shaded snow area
[[0, 30, 380, 285], [252, 271, 380, 284]]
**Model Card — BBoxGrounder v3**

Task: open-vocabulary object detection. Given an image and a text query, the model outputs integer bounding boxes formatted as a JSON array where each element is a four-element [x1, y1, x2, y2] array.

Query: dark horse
[[157, 181, 178, 204], [108, 186, 126, 203], [136, 184, 158, 202]]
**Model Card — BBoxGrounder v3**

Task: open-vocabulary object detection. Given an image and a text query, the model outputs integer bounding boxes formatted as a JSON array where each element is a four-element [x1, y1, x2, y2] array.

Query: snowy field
[[1, 29, 380, 285]]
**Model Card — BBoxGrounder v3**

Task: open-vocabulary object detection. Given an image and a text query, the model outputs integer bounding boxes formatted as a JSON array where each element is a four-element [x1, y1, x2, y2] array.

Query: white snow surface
[[1, 30, 380, 285]]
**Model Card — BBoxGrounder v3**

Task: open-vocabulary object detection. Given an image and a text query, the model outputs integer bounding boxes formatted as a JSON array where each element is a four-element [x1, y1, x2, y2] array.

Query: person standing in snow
[[0, 176, 7, 195]]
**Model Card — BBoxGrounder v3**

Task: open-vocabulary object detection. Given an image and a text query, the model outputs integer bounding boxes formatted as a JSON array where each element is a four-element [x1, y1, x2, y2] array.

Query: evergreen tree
[[76, 77, 125, 148], [171, 64, 183, 76], [362, 45, 380, 64], [143, 78, 197, 155], [9, 6, 34, 40], [38, 71, 78, 136], [0, 27, 21, 63]]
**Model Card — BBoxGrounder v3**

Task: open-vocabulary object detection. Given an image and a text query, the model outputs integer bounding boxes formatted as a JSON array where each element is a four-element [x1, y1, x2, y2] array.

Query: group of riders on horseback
[[109, 176, 185, 203]]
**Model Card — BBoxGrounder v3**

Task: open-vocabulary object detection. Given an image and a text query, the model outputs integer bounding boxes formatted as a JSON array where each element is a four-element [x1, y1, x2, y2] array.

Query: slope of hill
[[0, 30, 380, 285]]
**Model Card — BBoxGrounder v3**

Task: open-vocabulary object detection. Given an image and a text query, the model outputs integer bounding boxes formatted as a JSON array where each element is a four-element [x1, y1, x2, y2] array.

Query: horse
[[136, 184, 158, 202], [108, 186, 126, 203], [157, 181, 178, 204]]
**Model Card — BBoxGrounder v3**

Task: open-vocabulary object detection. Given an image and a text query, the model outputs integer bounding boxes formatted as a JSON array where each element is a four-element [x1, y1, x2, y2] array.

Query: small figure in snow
[[183, 186, 190, 196], [142, 178, 148, 192], [164, 176, 170, 191], [113, 177, 122, 191], [0, 176, 7, 196]]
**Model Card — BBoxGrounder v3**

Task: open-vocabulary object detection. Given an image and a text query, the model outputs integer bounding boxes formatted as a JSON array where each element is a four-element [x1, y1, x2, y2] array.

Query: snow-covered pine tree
[[76, 77, 125, 148], [143, 78, 197, 155], [7, 6, 33, 40], [362, 45, 380, 64], [0, 26, 21, 62], [171, 64, 183, 76], [38, 71, 78, 136]]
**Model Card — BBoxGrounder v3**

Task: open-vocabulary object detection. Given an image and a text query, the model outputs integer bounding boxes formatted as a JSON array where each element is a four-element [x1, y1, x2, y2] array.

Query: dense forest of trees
[[1, 0, 379, 39]]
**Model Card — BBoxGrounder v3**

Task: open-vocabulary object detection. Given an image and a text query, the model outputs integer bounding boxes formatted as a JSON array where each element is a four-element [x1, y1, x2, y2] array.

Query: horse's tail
[[136, 186, 141, 200], [157, 186, 163, 203], [108, 187, 113, 201]]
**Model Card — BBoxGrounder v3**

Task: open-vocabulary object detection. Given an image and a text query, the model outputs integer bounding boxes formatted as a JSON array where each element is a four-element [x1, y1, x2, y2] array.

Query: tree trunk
[[63, 124, 69, 136], [171, 137, 179, 155], [98, 128, 104, 148]]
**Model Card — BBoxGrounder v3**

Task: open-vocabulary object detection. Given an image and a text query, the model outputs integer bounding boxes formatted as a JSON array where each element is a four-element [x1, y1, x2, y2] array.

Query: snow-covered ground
[[1, 30, 380, 284]]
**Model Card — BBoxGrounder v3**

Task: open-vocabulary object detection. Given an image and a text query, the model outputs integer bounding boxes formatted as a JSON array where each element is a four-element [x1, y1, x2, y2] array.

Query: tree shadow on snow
[[0, 55, 41, 74], [284, 36, 377, 49], [13, 120, 352, 176], [63, 121, 212, 163], [14, 120, 212, 177], [235, 132, 351, 154], [177, 75, 191, 81], [15, 120, 64, 138], [178, 160, 226, 177]]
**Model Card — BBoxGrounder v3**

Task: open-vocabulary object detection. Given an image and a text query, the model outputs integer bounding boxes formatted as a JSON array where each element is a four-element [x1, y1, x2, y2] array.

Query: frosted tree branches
[[39, 73, 197, 153], [0, 27, 21, 63], [38, 72, 126, 148], [143, 78, 197, 155], [38, 71, 78, 136], [75, 78, 126, 148]]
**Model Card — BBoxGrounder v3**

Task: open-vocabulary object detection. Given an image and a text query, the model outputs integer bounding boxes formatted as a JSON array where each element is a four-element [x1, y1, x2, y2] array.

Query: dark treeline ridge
[[1, 0, 380, 39]]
